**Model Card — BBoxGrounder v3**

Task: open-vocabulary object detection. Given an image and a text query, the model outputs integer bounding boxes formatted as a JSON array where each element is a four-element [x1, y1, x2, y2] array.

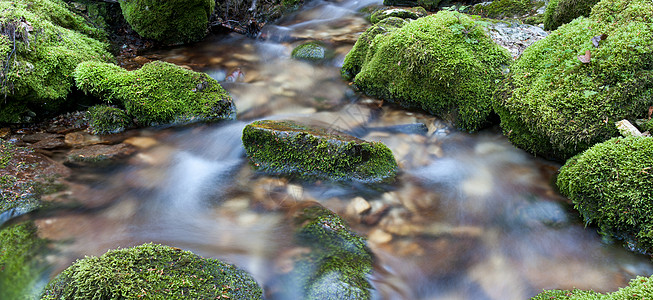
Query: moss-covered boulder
[[276, 205, 374, 299], [556, 136, 653, 253], [86, 105, 132, 135], [531, 275, 653, 299], [470, 0, 544, 19], [383, 0, 441, 11], [41, 243, 263, 299], [291, 41, 333, 63], [242, 120, 398, 183], [342, 11, 511, 131], [493, 0, 653, 160], [118, 0, 215, 45], [0, 222, 49, 300], [542, 0, 601, 31], [0, 0, 113, 123], [369, 7, 428, 24], [74, 60, 236, 126]]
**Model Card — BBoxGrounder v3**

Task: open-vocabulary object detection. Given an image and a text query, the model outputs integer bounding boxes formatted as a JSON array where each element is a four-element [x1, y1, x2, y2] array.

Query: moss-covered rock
[[86, 105, 132, 135], [118, 0, 215, 45], [470, 0, 544, 19], [556, 137, 653, 253], [0, 0, 113, 123], [493, 0, 653, 160], [531, 275, 653, 299], [542, 0, 601, 31], [41, 243, 263, 299], [242, 120, 398, 183], [0, 222, 49, 300], [369, 7, 428, 24], [383, 0, 441, 11], [342, 11, 512, 132], [291, 41, 333, 63], [74, 60, 236, 126], [276, 205, 374, 299]]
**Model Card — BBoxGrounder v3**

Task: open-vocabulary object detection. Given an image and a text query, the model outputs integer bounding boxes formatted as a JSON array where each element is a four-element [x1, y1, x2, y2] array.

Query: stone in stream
[[65, 143, 138, 167], [242, 120, 398, 183], [274, 205, 374, 299], [40, 243, 263, 299], [291, 41, 334, 63]]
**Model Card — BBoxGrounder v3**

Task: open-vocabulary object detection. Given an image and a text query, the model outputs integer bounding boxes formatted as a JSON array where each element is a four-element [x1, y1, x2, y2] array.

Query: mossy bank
[[41, 243, 263, 299], [493, 0, 653, 160], [75, 60, 236, 127], [532, 275, 653, 299], [242, 120, 398, 183], [342, 12, 511, 132]]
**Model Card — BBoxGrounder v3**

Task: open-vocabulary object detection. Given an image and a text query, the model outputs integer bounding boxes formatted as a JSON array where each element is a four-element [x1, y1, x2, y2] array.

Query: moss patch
[[369, 7, 428, 24], [0, 222, 49, 300], [0, 0, 113, 123], [242, 120, 398, 183], [556, 137, 653, 253], [342, 11, 511, 132], [118, 0, 215, 45], [543, 0, 601, 31], [493, 0, 653, 161], [75, 60, 236, 126], [41, 243, 263, 299], [291, 41, 333, 63], [86, 105, 132, 135], [531, 275, 653, 299], [470, 0, 544, 19]]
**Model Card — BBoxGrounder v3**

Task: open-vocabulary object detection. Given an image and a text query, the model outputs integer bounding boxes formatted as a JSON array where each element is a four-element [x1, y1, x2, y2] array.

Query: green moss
[[369, 7, 428, 24], [278, 205, 374, 299], [41, 243, 262, 299], [242, 120, 398, 183], [0, 222, 49, 300], [291, 41, 333, 63], [543, 0, 600, 30], [383, 0, 441, 11], [493, 0, 653, 161], [531, 275, 653, 299], [342, 11, 511, 132], [119, 0, 215, 45], [557, 137, 653, 253], [75, 60, 236, 126], [1, 141, 40, 213], [0, 0, 113, 123], [470, 0, 543, 19], [87, 105, 132, 135]]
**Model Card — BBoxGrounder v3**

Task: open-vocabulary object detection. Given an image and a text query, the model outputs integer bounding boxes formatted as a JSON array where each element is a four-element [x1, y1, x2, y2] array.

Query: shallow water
[[17, 0, 653, 299]]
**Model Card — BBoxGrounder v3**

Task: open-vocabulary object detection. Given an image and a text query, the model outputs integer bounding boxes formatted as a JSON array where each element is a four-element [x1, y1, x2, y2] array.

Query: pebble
[[368, 228, 393, 244], [349, 196, 371, 215]]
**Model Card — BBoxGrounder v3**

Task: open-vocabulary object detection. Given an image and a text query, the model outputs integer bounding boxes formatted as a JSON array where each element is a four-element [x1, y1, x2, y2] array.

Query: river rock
[[65, 143, 137, 167], [242, 119, 398, 183], [291, 41, 333, 63], [486, 21, 548, 58]]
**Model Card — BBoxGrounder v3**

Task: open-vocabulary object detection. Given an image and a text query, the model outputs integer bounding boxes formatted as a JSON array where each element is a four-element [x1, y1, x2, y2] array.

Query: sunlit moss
[[543, 0, 600, 30], [470, 0, 543, 19], [41, 243, 263, 299], [342, 11, 511, 132]]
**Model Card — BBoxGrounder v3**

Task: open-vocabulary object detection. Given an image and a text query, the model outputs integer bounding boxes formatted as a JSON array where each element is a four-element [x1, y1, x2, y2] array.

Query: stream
[[22, 0, 653, 299]]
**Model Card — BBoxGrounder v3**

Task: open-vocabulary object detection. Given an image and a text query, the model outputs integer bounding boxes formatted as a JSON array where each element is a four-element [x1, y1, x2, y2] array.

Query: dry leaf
[[578, 50, 591, 64]]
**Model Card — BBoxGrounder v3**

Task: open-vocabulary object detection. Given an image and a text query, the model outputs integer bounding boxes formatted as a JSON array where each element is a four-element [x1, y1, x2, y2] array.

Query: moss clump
[[118, 0, 215, 45], [87, 105, 132, 135], [531, 275, 653, 299], [0, 0, 113, 123], [41, 243, 263, 299], [543, 0, 601, 31], [470, 0, 544, 19], [291, 41, 333, 63], [493, 0, 653, 161], [75, 60, 236, 126], [277, 205, 374, 300], [242, 120, 398, 183], [0, 222, 49, 300], [369, 7, 428, 24], [557, 137, 653, 253], [342, 11, 511, 132]]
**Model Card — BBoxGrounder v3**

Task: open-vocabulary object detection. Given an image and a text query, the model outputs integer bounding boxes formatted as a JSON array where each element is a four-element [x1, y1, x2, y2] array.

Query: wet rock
[[64, 131, 104, 148], [242, 120, 398, 183], [349, 197, 372, 215], [65, 143, 137, 167], [486, 21, 548, 58], [41, 243, 263, 299], [291, 41, 333, 63], [274, 205, 374, 299]]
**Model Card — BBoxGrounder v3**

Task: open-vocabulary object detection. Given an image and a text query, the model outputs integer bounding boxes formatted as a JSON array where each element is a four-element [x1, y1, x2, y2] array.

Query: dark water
[[14, 0, 653, 299]]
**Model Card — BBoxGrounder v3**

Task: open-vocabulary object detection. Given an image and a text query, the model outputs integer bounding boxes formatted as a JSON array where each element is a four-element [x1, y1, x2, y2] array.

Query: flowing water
[[17, 0, 653, 299]]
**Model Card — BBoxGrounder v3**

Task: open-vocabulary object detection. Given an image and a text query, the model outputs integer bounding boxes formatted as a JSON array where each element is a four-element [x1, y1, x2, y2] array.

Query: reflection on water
[[17, 0, 653, 299]]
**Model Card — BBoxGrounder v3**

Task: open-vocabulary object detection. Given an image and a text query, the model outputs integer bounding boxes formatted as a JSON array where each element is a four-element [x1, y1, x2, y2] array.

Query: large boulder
[[556, 137, 653, 254], [543, 0, 601, 31], [0, 0, 113, 123], [41, 243, 263, 299], [242, 120, 398, 183], [275, 205, 374, 299], [342, 12, 512, 132], [118, 0, 215, 45], [493, 0, 653, 161], [74, 60, 236, 126]]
